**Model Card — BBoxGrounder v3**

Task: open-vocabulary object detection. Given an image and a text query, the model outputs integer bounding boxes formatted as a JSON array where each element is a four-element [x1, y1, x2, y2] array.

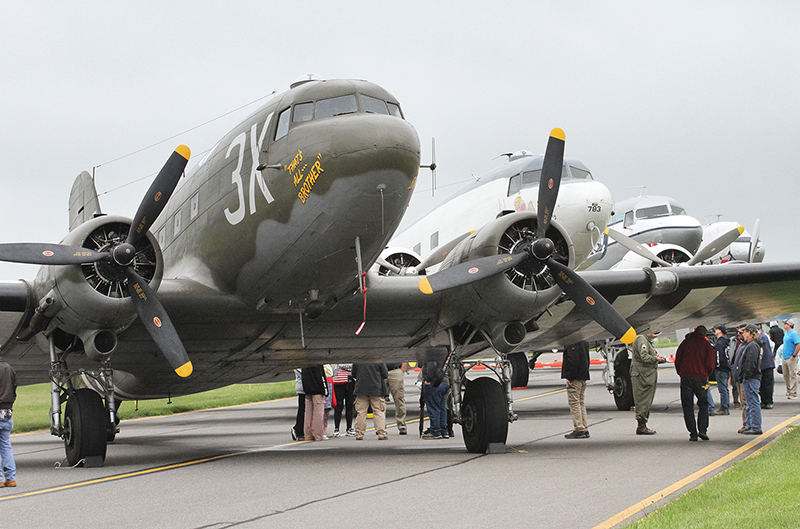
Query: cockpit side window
[[507, 174, 521, 196], [623, 210, 635, 228], [315, 94, 358, 119], [522, 170, 540, 187], [275, 108, 290, 140], [569, 166, 592, 180], [636, 205, 670, 219], [387, 102, 403, 119], [362, 95, 389, 114], [292, 102, 314, 123]]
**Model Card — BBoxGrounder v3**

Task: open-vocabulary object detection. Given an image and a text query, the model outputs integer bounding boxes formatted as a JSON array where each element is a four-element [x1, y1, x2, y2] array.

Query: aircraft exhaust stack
[[488, 321, 527, 353]]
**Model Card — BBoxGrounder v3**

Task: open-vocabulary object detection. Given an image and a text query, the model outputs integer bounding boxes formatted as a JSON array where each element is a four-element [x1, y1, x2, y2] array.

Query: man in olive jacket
[[630, 332, 666, 435]]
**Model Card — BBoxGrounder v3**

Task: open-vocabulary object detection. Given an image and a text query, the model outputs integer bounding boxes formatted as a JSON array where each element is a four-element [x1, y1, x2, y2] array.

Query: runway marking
[[593, 412, 800, 529]]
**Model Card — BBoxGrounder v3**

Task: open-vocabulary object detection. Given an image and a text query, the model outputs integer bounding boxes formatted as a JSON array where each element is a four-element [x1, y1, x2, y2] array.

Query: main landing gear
[[600, 341, 634, 411], [446, 338, 517, 453], [49, 335, 117, 467]]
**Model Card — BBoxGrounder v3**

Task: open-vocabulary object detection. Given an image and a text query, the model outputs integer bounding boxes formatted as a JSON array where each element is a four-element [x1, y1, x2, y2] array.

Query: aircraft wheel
[[613, 372, 634, 411], [64, 389, 108, 466], [461, 377, 508, 453], [509, 352, 529, 388]]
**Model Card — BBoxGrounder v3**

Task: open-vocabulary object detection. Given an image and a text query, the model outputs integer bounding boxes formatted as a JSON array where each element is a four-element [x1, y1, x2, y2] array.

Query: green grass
[[11, 381, 297, 434], [627, 425, 800, 528]]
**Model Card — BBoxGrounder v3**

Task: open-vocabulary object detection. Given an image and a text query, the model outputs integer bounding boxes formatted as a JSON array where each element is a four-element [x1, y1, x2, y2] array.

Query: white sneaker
[[333, 429, 341, 437], [346, 428, 356, 437]]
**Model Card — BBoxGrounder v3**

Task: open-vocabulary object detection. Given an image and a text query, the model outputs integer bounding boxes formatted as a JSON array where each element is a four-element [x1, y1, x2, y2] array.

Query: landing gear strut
[[446, 329, 516, 453], [49, 334, 114, 466], [600, 341, 634, 411]]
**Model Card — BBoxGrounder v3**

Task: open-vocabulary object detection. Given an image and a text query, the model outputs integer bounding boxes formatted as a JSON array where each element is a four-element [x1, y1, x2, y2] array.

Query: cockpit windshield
[[635, 204, 670, 219], [507, 166, 570, 196], [670, 203, 687, 216], [275, 92, 404, 140]]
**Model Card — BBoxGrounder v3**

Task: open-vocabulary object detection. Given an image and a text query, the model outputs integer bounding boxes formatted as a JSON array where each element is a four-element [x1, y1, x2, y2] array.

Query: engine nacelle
[[437, 211, 574, 332], [32, 214, 163, 348]]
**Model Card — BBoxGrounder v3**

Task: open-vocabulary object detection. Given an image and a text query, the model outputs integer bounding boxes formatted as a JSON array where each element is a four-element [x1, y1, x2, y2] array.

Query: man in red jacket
[[675, 325, 716, 441]]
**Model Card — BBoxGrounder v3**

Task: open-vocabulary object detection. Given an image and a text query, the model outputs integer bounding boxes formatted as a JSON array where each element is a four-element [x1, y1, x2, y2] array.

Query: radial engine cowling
[[32, 215, 163, 347], [437, 211, 574, 330]]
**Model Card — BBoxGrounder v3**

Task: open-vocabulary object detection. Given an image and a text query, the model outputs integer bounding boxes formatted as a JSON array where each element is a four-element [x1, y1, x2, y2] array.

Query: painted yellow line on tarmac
[[515, 387, 567, 402], [593, 412, 800, 529], [0, 438, 307, 502]]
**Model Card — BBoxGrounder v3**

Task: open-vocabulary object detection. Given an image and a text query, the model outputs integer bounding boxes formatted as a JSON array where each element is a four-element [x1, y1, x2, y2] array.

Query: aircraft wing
[[526, 262, 800, 349]]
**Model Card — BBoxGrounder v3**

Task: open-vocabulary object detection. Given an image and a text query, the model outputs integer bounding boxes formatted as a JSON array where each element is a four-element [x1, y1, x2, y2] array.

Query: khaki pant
[[783, 356, 798, 398], [304, 394, 325, 441], [567, 380, 588, 431], [355, 395, 387, 439], [386, 368, 407, 429]]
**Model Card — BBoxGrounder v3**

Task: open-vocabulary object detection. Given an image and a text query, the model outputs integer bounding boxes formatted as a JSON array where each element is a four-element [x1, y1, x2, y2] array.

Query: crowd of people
[[562, 318, 800, 442], [291, 358, 450, 443]]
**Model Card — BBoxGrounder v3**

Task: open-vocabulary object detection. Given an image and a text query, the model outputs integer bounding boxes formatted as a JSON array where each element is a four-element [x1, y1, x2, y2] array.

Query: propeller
[[418, 129, 636, 345], [604, 225, 744, 267], [749, 219, 761, 263], [686, 225, 744, 265], [0, 146, 193, 377]]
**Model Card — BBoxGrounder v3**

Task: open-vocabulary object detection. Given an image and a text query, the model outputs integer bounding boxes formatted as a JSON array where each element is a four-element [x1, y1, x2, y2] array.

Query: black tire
[[509, 352, 530, 388], [64, 389, 108, 466], [613, 354, 635, 411], [461, 377, 508, 453]]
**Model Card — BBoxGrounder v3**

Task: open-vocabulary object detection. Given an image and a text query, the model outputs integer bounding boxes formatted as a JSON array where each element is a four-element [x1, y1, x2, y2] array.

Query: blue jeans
[[743, 378, 762, 431], [707, 388, 715, 414], [715, 369, 730, 413], [0, 414, 15, 482], [424, 382, 449, 436]]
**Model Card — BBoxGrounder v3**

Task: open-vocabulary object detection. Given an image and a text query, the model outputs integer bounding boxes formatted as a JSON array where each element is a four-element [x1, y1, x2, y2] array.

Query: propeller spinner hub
[[532, 238, 555, 261], [112, 243, 137, 267]]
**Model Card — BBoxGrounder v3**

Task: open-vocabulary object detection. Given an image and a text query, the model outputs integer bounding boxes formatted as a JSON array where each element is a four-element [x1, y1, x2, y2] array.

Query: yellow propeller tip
[[737, 225, 745, 235], [604, 227, 610, 235], [175, 145, 191, 161], [620, 328, 637, 345], [175, 361, 193, 378], [550, 128, 565, 141], [418, 277, 434, 295]]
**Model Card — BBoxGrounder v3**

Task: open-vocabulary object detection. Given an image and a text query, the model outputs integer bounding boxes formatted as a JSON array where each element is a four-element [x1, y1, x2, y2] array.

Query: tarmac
[[2, 349, 799, 529]]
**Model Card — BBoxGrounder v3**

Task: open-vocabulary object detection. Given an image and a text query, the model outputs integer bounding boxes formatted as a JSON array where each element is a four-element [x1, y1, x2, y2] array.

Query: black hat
[[713, 324, 727, 334]]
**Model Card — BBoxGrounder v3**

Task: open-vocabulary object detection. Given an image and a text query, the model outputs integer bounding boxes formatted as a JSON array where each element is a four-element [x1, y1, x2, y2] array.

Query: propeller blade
[[376, 256, 403, 275], [0, 243, 108, 265], [604, 228, 672, 267], [749, 219, 761, 263], [127, 145, 191, 245], [416, 231, 473, 272], [125, 268, 193, 378], [687, 225, 744, 266], [418, 251, 528, 294], [537, 128, 565, 239], [546, 258, 636, 344]]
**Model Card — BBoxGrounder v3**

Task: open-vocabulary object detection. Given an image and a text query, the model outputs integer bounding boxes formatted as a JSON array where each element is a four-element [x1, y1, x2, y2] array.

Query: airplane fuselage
[[152, 80, 420, 312]]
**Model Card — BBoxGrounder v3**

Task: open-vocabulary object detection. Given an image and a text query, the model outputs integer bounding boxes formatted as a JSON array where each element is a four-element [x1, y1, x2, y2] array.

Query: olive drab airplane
[[2, 78, 800, 465]]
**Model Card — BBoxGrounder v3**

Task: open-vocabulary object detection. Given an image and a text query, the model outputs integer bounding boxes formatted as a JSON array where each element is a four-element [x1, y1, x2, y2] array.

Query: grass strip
[[11, 381, 297, 433], [626, 425, 800, 528]]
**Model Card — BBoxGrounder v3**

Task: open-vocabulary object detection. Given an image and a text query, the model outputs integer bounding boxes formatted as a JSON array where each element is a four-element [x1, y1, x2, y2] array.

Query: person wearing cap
[[781, 319, 800, 399], [0, 347, 16, 488], [711, 325, 732, 415], [758, 326, 775, 409], [629, 332, 666, 435], [675, 325, 716, 441], [738, 324, 763, 434]]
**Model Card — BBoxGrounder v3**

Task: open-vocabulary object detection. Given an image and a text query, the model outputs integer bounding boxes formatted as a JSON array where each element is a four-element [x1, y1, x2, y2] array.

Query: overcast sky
[[1, 2, 798, 280]]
